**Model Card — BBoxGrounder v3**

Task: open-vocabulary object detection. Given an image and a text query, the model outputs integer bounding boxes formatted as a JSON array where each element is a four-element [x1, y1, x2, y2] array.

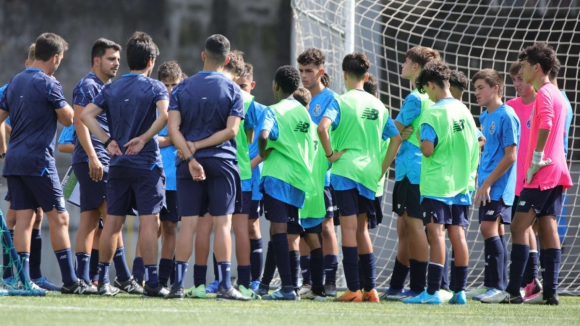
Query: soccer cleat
[[2, 276, 17, 288], [256, 283, 269, 296], [238, 284, 261, 300], [304, 289, 327, 301], [448, 290, 467, 305], [262, 288, 300, 301], [216, 286, 251, 301], [379, 287, 403, 300], [185, 284, 207, 299], [324, 283, 337, 298], [167, 286, 184, 300], [545, 293, 560, 306], [32, 277, 61, 292], [362, 289, 380, 303], [143, 283, 169, 298], [250, 280, 261, 292], [205, 280, 219, 294], [61, 279, 96, 295], [473, 288, 502, 301], [523, 290, 559, 305], [523, 278, 543, 299], [334, 289, 362, 303], [384, 289, 421, 301], [97, 282, 120, 296], [114, 277, 144, 295], [298, 283, 311, 296], [480, 290, 523, 304], [439, 289, 453, 303], [403, 290, 442, 304], [465, 286, 488, 299]]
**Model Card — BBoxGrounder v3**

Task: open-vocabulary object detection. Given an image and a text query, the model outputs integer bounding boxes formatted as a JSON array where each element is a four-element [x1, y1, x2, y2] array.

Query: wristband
[[186, 155, 195, 163], [326, 151, 333, 158], [104, 138, 113, 148]]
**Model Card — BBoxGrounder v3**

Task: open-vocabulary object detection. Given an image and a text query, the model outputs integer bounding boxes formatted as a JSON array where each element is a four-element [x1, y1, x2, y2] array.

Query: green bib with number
[[235, 90, 254, 181]]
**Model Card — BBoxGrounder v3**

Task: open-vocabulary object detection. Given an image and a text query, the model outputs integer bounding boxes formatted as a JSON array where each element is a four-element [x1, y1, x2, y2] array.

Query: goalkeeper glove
[[526, 150, 552, 184]]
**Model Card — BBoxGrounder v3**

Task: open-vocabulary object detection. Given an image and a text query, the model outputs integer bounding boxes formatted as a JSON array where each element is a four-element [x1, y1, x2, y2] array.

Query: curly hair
[[297, 48, 326, 67], [224, 50, 245, 77], [518, 43, 557, 75], [274, 65, 300, 94], [416, 60, 450, 93], [157, 61, 182, 81], [406, 46, 440, 68]]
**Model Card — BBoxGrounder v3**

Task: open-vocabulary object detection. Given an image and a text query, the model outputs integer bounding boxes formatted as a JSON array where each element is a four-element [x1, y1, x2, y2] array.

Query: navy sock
[[359, 253, 376, 292], [485, 236, 504, 290], [2, 230, 14, 279], [441, 250, 450, 291], [427, 263, 443, 295], [449, 250, 456, 291], [543, 248, 561, 298], [75, 253, 91, 283], [158, 258, 173, 287], [522, 251, 538, 287], [17, 252, 30, 280], [409, 259, 427, 293], [261, 241, 276, 285], [217, 262, 232, 290], [169, 256, 176, 285], [144, 264, 159, 288], [212, 254, 219, 281], [89, 249, 99, 283], [342, 246, 359, 292], [310, 248, 324, 293], [539, 248, 546, 280], [250, 238, 263, 282], [237, 265, 251, 288], [172, 261, 188, 289], [98, 262, 110, 284], [358, 259, 364, 290], [300, 255, 311, 285], [132, 257, 144, 284], [483, 239, 491, 288], [55, 248, 76, 286], [500, 235, 508, 289], [389, 258, 409, 291], [113, 247, 131, 282], [289, 250, 300, 290], [453, 265, 468, 293], [323, 254, 338, 285], [506, 244, 529, 296], [272, 233, 292, 287], [29, 229, 42, 279], [193, 264, 207, 287]]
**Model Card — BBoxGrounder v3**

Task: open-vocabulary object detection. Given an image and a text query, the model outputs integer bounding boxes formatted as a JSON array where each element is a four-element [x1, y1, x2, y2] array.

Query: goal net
[[292, 0, 580, 293]]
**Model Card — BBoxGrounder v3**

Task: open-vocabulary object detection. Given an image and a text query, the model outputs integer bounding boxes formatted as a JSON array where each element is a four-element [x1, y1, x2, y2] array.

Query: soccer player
[[382, 46, 440, 301], [167, 35, 250, 301], [81, 31, 169, 298], [449, 70, 469, 102], [318, 53, 402, 302], [404, 60, 479, 305], [470, 69, 520, 301], [482, 43, 573, 305], [297, 48, 340, 297], [0, 33, 89, 294]]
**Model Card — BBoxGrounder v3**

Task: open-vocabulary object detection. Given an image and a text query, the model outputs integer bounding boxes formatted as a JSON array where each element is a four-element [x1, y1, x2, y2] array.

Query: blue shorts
[[323, 187, 335, 219], [107, 166, 165, 216], [334, 188, 378, 229], [392, 177, 422, 219], [234, 191, 252, 215], [516, 186, 564, 218], [160, 190, 180, 222], [73, 163, 107, 213], [6, 174, 66, 213], [177, 158, 241, 217], [249, 200, 263, 219], [421, 198, 470, 227], [478, 199, 512, 224], [263, 193, 298, 224]]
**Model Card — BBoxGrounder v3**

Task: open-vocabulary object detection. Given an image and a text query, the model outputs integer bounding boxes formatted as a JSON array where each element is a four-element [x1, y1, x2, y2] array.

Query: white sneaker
[[298, 284, 311, 296], [480, 290, 523, 304], [465, 286, 488, 299]]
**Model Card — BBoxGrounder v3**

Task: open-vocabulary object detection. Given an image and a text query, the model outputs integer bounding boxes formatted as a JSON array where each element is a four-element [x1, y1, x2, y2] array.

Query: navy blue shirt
[[72, 72, 110, 166], [92, 73, 167, 170], [169, 71, 244, 173], [0, 68, 68, 176]]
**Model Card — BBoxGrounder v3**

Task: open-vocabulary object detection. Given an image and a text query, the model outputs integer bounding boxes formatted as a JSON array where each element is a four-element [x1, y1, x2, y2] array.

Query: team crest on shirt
[[489, 121, 496, 135], [312, 104, 322, 117]]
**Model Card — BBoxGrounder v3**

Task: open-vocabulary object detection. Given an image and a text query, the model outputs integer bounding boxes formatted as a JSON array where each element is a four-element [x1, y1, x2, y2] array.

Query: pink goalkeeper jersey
[[506, 97, 533, 196], [524, 83, 573, 190]]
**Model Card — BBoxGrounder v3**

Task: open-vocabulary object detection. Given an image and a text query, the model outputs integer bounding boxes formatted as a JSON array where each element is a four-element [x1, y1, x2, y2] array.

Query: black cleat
[[114, 277, 144, 295], [325, 282, 337, 298], [546, 293, 559, 306], [167, 286, 184, 300], [143, 283, 169, 298], [62, 279, 97, 295], [98, 282, 120, 296], [256, 283, 269, 296]]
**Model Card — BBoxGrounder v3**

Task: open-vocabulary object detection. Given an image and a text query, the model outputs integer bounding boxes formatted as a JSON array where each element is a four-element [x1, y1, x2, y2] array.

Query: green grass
[[2, 293, 580, 325]]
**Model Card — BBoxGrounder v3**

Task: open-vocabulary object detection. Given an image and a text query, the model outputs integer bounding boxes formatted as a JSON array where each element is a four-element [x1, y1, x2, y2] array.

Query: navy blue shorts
[[4, 191, 10, 202], [421, 198, 470, 227], [249, 200, 263, 219], [392, 177, 423, 219], [287, 214, 305, 235], [234, 191, 252, 215], [263, 193, 298, 224], [374, 196, 383, 224], [73, 163, 107, 213], [515, 186, 564, 218], [160, 190, 180, 222], [334, 188, 378, 229], [107, 166, 165, 216], [478, 199, 512, 224], [177, 158, 241, 217], [6, 174, 66, 213]]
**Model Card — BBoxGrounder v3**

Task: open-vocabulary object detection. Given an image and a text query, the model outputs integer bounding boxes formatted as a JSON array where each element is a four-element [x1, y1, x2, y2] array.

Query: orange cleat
[[363, 289, 380, 303], [334, 289, 362, 302]]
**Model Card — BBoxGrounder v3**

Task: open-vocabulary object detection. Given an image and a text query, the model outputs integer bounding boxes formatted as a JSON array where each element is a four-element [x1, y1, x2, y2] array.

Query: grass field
[[2, 293, 580, 326]]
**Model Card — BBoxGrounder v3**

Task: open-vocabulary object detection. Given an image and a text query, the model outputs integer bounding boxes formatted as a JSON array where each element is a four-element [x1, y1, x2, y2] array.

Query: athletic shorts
[[421, 198, 470, 227], [234, 191, 252, 215], [512, 195, 519, 219], [107, 166, 165, 216], [478, 199, 512, 224], [374, 196, 383, 225], [249, 199, 263, 219], [263, 193, 298, 224], [160, 190, 180, 222], [323, 187, 335, 219], [177, 158, 241, 217], [515, 186, 564, 218], [392, 177, 422, 219], [334, 188, 378, 229], [7, 174, 66, 213], [73, 163, 107, 213], [287, 214, 305, 235]]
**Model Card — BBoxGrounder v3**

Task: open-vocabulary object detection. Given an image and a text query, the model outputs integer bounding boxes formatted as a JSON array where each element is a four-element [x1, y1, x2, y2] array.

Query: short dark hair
[[416, 60, 450, 92], [297, 48, 326, 67], [27, 43, 35, 62], [274, 65, 300, 95], [240, 63, 254, 78], [406, 46, 440, 68], [342, 52, 370, 79], [91, 38, 122, 66], [157, 61, 183, 81], [449, 70, 469, 91], [321, 73, 331, 87], [224, 50, 245, 77], [363, 73, 379, 96], [518, 43, 557, 75], [34, 33, 68, 61], [472, 68, 504, 96], [293, 87, 312, 107], [549, 57, 561, 81], [205, 34, 230, 64], [509, 61, 521, 76], [126, 31, 159, 71]]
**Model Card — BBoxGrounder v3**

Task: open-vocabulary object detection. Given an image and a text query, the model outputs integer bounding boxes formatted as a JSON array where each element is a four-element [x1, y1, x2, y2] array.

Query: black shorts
[[374, 196, 383, 224], [160, 190, 180, 222], [478, 199, 511, 224], [512, 195, 519, 219], [287, 215, 304, 235], [263, 193, 299, 224], [421, 198, 470, 227], [234, 191, 252, 215], [323, 187, 335, 219], [73, 163, 107, 213], [515, 186, 564, 218], [392, 177, 422, 219], [249, 199, 263, 219], [107, 166, 165, 216], [334, 188, 378, 229], [7, 174, 66, 213]]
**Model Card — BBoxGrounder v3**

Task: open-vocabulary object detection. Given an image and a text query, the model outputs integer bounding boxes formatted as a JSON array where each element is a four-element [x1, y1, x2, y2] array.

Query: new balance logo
[[294, 121, 310, 133], [124, 285, 135, 293], [519, 201, 526, 206], [301, 269, 309, 273], [74, 286, 86, 294], [252, 249, 262, 253], [452, 119, 465, 132], [361, 108, 379, 120], [486, 210, 495, 216], [116, 252, 123, 257], [59, 255, 67, 260]]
